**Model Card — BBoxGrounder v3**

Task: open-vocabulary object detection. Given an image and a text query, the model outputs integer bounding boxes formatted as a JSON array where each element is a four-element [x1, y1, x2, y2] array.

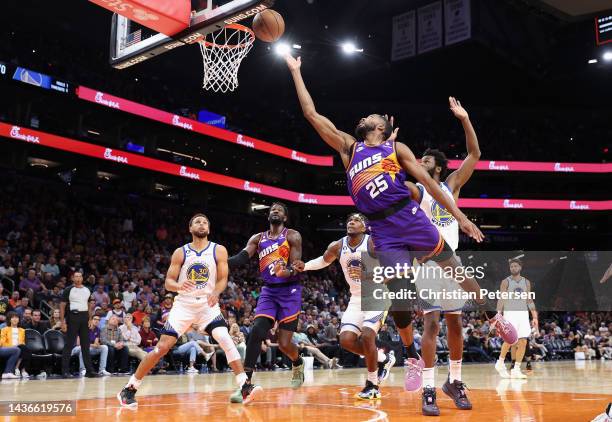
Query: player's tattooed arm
[[395, 141, 484, 243], [284, 53, 355, 166], [165, 247, 188, 292], [228, 233, 261, 269], [445, 97, 481, 197]]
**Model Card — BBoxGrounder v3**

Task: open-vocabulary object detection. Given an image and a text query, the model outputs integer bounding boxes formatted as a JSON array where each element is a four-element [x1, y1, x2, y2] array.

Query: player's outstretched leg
[[206, 325, 250, 403], [117, 335, 177, 408]]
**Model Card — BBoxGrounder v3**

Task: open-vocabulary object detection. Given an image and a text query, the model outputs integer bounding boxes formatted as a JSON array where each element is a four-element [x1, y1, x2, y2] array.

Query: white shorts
[[340, 299, 386, 335], [503, 311, 531, 339], [165, 295, 224, 337], [415, 259, 466, 315]]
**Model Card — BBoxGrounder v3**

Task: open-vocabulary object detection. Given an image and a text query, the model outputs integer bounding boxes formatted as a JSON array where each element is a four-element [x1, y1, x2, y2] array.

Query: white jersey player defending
[[294, 213, 395, 400], [118, 214, 248, 407], [495, 259, 538, 379]]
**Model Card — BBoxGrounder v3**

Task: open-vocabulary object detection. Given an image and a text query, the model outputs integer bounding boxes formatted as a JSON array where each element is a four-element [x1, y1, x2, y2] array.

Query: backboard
[[109, 0, 274, 69]]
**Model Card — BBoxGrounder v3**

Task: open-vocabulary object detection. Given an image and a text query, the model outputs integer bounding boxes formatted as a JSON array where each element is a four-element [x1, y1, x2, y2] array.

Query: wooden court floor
[[1, 360, 610, 421]]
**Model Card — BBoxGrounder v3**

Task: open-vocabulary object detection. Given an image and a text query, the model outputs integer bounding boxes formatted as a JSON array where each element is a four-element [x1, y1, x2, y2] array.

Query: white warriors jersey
[[416, 181, 459, 251], [339, 234, 370, 300], [177, 242, 218, 297], [506, 276, 529, 311]]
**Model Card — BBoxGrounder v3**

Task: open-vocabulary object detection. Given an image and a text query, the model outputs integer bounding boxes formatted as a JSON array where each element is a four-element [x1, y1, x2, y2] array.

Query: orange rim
[[200, 24, 255, 49]]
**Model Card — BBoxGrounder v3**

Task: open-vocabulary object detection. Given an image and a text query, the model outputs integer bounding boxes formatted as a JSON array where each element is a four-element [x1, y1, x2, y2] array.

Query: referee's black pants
[[61, 311, 94, 374]]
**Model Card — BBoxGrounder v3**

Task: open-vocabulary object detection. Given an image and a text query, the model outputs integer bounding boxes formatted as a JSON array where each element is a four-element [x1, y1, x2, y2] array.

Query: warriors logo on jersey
[[347, 258, 362, 282], [186, 263, 210, 289], [430, 199, 455, 227]]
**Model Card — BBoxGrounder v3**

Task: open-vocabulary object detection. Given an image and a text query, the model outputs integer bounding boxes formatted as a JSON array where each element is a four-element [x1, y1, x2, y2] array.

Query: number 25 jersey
[[346, 140, 411, 214]]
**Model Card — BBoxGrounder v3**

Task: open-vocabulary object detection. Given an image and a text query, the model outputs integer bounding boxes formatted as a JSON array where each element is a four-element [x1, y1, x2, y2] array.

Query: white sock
[[449, 360, 462, 383], [377, 349, 387, 363], [367, 371, 379, 385], [422, 367, 435, 388], [236, 372, 248, 387], [497, 357, 505, 364], [126, 375, 142, 389]]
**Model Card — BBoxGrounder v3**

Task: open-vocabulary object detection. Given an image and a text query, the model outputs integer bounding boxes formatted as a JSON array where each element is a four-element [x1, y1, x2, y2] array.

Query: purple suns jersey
[[346, 140, 412, 214], [257, 228, 298, 285]]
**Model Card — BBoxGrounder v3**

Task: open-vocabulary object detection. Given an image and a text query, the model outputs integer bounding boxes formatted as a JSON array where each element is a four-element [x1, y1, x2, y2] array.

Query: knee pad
[[212, 327, 241, 363], [249, 317, 274, 343], [390, 310, 413, 329]]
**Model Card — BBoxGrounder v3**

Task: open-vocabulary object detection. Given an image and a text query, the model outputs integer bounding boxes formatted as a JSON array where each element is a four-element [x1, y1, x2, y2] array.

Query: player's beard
[[427, 167, 436, 178], [355, 121, 375, 140], [193, 230, 208, 239], [268, 215, 283, 226]]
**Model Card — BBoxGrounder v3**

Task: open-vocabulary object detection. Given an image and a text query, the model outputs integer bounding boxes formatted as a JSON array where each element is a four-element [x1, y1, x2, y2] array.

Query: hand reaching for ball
[[285, 54, 301, 71]]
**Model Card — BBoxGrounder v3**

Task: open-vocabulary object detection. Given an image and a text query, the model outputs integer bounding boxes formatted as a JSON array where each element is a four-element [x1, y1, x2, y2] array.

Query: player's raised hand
[[449, 97, 469, 121], [458, 217, 484, 243], [285, 54, 301, 71], [383, 114, 400, 141]]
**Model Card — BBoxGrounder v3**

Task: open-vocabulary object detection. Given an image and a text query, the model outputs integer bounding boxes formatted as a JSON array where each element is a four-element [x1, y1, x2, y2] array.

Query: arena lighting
[[274, 43, 291, 56], [341, 42, 363, 54], [292, 44, 302, 49], [2, 123, 612, 210], [603, 51, 612, 61], [588, 59, 598, 64]]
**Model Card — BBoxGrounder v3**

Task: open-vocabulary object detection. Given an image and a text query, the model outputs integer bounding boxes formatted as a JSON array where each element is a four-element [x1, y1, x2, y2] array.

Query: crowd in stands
[[0, 172, 610, 380]]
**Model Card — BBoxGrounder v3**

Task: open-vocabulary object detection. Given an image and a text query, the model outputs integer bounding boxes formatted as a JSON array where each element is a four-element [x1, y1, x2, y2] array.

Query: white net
[[198, 24, 255, 93]]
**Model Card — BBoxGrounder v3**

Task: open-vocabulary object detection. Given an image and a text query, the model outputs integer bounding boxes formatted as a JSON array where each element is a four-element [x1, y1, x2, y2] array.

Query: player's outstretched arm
[[209, 245, 228, 307], [445, 97, 481, 196], [395, 141, 484, 242], [165, 248, 188, 292], [228, 233, 261, 269], [285, 53, 355, 166], [298, 240, 341, 272]]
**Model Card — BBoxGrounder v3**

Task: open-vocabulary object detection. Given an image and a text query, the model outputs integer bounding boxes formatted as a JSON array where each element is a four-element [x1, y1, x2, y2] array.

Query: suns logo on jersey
[[430, 200, 455, 227], [186, 263, 210, 289]]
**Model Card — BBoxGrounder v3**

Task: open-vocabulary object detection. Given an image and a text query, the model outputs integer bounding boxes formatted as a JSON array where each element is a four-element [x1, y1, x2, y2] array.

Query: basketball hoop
[[198, 24, 255, 93]]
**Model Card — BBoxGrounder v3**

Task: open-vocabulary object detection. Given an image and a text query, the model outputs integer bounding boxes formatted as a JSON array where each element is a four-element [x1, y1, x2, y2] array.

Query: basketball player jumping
[[396, 97, 482, 415], [495, 259, 538, 379], [117, 214, 248, 407], [227, 202, 304, 403], [284, 54, 517, 373], [294, 213, 396, 400]]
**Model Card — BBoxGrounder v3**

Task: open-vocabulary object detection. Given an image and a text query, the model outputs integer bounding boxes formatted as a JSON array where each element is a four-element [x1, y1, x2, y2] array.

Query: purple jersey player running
[[228, 202, 304, 403], [284, 53, 517, 397]]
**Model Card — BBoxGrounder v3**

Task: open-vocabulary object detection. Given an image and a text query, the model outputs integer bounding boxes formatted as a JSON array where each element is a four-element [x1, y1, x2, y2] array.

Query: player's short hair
[[376, 115, 393, 140], [509, 258, 523, 267], [271, 202, 289, 217], [423, 148, 449, 178], [346, 212, 368, 227], [189, 213, 209, 227]]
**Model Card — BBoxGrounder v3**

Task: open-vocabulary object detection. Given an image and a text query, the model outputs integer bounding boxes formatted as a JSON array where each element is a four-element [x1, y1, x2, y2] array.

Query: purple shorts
[[254, 284, 302, 324], [369, 199, 443, 263]]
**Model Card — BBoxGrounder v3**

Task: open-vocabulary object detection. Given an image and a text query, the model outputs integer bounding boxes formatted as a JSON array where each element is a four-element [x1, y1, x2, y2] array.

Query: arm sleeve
[[228, 249, 250, 269], [304, 256, 331, 271]]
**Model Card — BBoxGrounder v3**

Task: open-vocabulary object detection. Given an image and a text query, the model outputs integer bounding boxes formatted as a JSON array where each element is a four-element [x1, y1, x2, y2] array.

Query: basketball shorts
[[368, 200, 452, 263], [163, 295, 225, 338], [415, 258, 466, 315], [503, 311, 531, 339], [340, 299, 386, 335], [254, 284, 302, 329]]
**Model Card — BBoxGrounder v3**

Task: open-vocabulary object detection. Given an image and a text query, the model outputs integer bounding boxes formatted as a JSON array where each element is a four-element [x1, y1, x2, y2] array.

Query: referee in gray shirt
[[60, 272, 98, 377]]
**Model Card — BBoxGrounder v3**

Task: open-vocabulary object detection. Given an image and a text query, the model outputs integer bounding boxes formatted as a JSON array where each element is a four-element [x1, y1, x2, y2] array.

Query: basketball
[[252, 9, 285, 42]]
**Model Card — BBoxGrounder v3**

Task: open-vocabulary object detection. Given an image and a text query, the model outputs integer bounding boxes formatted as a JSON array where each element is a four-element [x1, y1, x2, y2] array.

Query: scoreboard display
[[0, 61, 71, 94], [596, 15, 612, 46]]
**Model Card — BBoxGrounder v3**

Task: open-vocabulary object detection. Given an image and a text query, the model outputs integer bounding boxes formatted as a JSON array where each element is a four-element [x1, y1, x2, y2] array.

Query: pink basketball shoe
[[404, 357, 425, 392], [490, 313, 518, 345]]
